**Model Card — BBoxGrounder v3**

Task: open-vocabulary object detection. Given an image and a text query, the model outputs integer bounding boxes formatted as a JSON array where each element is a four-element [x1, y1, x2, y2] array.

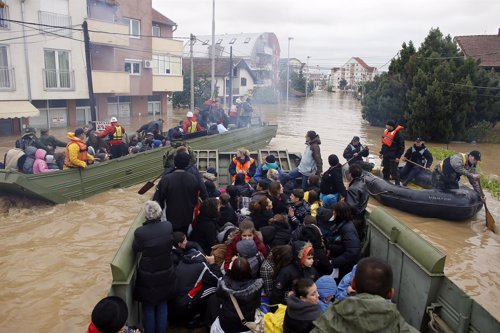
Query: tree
[[172, 72, 214, 108], [339, 79, 347, 90]]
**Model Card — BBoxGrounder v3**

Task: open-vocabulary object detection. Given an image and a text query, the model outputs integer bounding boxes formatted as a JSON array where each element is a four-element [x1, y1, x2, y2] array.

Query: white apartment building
[[329, 57, 377, 91]]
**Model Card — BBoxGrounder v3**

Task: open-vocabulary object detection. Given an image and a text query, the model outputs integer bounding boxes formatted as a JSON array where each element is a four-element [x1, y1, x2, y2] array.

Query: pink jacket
[[33, 149, 56, 174]]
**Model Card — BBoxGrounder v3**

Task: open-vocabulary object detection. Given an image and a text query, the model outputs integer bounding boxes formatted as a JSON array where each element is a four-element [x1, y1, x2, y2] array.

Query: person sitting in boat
[[166, 120, 184, 142], [137, 118, 164, 137], [96, 117, 127, 159], [379, 120, 405, 186], [15, 127, 50, 152], [345, 164, 369, 240], [311, 257, 419, 333], [21, 146, 37, 174], [182, 111, 202, 134], [39, 129, 66, 155], [238, 97, 254, 128], [400, 137, 433, 187], [253, 154, 283, 183], [33, 149, 57, 174], [288, 188, 311, 229], [64, 128, 94, 169], [228, 148, 256, 183], [162, 131, 196, 172], [432, 150, 483, 198], [343, 136, 369, 166], [320, 154, 346, 204]]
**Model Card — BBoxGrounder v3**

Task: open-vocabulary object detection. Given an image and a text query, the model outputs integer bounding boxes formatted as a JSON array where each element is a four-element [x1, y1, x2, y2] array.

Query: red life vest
[[231, 156, 255, 182], [381, 125, 404, 147]]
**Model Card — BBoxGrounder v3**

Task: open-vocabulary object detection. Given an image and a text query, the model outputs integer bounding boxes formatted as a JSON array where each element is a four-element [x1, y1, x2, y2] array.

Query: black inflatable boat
[[364, 172, 483, 220]]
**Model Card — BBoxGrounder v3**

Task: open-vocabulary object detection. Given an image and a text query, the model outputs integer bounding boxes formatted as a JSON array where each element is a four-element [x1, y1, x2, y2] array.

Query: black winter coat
[[260, 222, 292, 248], [153, 169, 202, 233], [250, 210, 274, 230], [267, 193, 288, 215], [345, 176, 369, 218], [329, 219, 361, 279], [217, 277, 263, 333], [320, 164, 347, 198], [218, 205, 238, 226], [133, 219, 177, 304], [343, 142, 369, 165], [403, 144, 433, 168], [190, 216, 218, 255], [283, 295, 322, 333]]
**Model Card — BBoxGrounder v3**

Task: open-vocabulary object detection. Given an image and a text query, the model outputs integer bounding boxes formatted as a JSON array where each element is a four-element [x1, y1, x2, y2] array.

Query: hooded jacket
[[298, 136, 323, 176], [311, 293, 419, 333], [284, 295, 322, 333], [22, 146, 37, 174], [320, 164, 346, 198], [33, 149, 55, 174], [346, 176, 369, 218], [217, 276, 264, 333], [328, 219, 361, 279], [64, 132, 94, 169]]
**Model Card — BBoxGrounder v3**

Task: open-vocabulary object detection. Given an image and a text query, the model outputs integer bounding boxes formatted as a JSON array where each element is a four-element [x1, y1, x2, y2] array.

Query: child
[[315, 275, 337, 312], [172, 231, 204, 264], [223, 219, 267, 272], [283, 278, 322, 333], [306, 190, 321, 217], [236, 239, 264, 278], [33, 149, 57, 174]]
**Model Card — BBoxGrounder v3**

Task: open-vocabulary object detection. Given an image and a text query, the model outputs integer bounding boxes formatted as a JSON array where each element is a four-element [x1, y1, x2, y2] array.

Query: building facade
[[0, 0, 183, 135], [185, 32, 280, 88], [329, 57, 377, 91]]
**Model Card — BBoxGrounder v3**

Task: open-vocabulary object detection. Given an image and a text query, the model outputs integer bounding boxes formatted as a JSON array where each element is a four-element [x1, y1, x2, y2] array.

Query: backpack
[[15, 137, 32, 150]]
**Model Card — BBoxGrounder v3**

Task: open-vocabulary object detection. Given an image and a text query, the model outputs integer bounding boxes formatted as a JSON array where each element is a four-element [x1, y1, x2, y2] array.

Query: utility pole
[[229, 46, 233, 112], [82, 21, 97, 122], [190, 33, 195, 113], [286, 37, 293, 104], [305, 56, 310, 98], [210, 0, 216, 99]]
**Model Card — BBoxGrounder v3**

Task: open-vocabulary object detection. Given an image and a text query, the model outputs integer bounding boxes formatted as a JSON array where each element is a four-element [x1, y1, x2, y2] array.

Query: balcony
[[87, 19, 129, 47], [38, 11, 72, 36], [92, 70, 130, 93], [0, 67, 15, 90], [152, 37, 183, 55], [152, 75, 182, 92], [43, 69, 74, 90]]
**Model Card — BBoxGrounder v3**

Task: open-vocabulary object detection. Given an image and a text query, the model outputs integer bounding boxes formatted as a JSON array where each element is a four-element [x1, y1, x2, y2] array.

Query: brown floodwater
[[0, 91, 499, 332]]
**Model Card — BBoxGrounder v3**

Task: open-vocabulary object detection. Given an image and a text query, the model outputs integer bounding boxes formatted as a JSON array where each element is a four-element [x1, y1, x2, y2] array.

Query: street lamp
[[286, 37, 293, 104], [210, 0, 216, 99], [305, 56, 310, 98]]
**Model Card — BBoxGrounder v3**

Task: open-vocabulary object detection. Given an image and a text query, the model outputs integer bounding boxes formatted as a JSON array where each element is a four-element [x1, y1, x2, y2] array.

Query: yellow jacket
[[64, 132, 94, 169]]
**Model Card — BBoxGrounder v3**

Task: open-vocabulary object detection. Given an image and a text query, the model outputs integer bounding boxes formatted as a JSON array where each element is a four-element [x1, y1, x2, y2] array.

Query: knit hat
[[386, 120, 396, 127], [91, 296, 128, 333], [152, 139, 162, 148], [236, 239, 260, 277], [322, 194, 339, 209], [144, 200, 162, 220], [265, 155, 276, 163], [74, 128, 84, 137], [316, 275, 338, 298], [174, 152, 191, 169]]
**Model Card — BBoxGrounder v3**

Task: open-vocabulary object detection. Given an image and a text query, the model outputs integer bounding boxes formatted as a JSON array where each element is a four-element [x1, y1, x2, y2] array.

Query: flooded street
[[0, 91, 499, 332]]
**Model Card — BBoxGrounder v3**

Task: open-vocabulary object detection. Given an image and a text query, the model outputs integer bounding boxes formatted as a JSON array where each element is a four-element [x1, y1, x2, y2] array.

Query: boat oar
[[343, 146, 369, 166], [478, 180, 496, 233], [138, 173, 162, 195], [402, 158, 431, 171]]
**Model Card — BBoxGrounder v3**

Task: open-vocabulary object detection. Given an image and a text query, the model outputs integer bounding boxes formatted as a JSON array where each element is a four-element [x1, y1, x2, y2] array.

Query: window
[[0, 45, 13, 89], [216, 39, 223, 44], [124, 60, 141, 75], [0, 4, 9, 29], [241, 77, 247, 86], [229, 38, 236, 44], [125, 18, 140, 38], [244, 37, 251, 43], [152, 54, 182, 76], [43, 49, 72, 89], [152, 25, 160, 37]]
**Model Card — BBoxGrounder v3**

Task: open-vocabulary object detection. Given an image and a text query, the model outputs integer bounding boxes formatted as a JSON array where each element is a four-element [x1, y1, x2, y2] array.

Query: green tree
[[172, 72, 214, 108], [339, 79, 347, 90]]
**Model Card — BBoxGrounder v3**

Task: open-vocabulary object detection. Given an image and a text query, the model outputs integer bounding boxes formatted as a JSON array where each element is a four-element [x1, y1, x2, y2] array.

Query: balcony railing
[[0, 67, 15, 90], [38, 11, 72, 36], [43, 69, 74, 90]]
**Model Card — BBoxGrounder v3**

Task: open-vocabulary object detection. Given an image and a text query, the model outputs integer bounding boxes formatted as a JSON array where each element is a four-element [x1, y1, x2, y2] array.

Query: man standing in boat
[[400, 138, 433, 187], [96, 117, 127, 159], [379, 120, 405, 186], [432, 151, 484, 199]]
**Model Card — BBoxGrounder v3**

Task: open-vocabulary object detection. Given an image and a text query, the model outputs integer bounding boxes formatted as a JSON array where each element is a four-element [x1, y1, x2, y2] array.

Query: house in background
[[329, 57, 377, 91], [185, 32, 280, 88], [0, 0, 183, 135], [183, 57, 256, 106], [455, 31, 500, 75], [279, 58, 304, 74]]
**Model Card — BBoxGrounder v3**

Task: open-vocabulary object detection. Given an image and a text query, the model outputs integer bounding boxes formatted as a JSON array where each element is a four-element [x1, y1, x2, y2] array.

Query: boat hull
[[364, 172, 483, 220], [0, 125, 277, 203]]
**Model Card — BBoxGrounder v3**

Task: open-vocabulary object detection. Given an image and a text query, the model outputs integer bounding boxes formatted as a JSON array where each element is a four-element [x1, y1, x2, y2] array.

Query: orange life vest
[[231, 156, 255, 182], [64, 139, 88, 168], [381, 125, 404, 147]]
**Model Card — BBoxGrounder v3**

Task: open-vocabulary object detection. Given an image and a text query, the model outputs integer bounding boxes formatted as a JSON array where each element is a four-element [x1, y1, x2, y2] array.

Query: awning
[[0, 101, 40, 119]]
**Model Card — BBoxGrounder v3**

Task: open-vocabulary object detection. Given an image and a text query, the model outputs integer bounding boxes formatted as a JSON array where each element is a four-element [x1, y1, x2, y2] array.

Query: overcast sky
[[152, 0, 499, 71]]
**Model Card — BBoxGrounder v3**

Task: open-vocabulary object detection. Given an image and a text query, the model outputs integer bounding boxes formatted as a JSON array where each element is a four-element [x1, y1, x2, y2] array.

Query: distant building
[[279, 58, 304, 74], [455, 31, 500, 74], [185, 33, 280, 87], [329, 57, 377, 91], [0, 0, 183, 135], [182, 57, 256, 104]]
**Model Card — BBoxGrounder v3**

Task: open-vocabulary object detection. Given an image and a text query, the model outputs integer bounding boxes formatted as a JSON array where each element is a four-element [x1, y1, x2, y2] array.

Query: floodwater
[[0, 91, 499, 332]]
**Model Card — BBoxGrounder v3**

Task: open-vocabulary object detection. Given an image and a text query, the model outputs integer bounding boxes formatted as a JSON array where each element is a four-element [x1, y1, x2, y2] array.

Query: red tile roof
[[152, 8, 176, 26], [455, 35, 500, 67], [353, 57, 375, 73]]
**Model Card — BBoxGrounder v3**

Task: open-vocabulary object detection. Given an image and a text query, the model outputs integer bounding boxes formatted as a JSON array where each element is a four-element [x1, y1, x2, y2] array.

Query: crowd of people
[[81, 128, 430, 333]]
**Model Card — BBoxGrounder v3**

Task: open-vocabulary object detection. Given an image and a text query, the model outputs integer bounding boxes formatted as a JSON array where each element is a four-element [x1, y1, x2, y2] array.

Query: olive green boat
[[107, 150, 500, 332], [0, 125, 277, 204]]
